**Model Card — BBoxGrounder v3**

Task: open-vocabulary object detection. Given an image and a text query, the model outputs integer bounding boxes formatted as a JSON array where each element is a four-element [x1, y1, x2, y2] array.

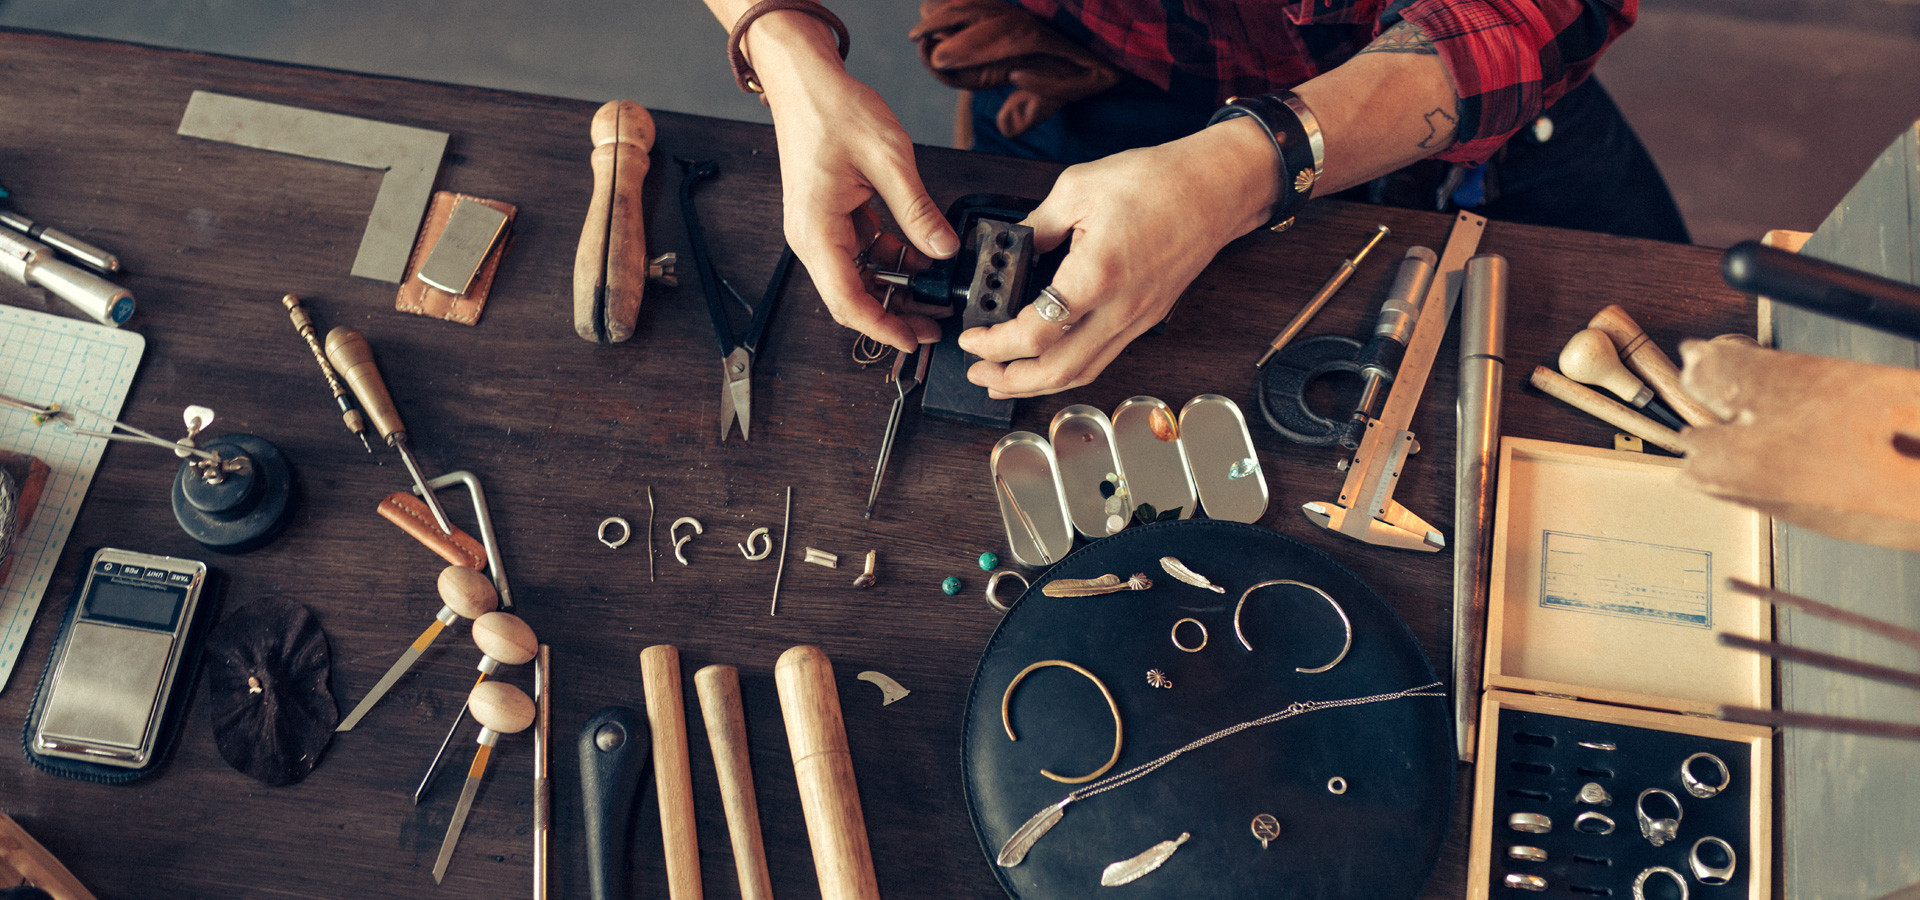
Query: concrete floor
[[2, 1, 1917, 248]]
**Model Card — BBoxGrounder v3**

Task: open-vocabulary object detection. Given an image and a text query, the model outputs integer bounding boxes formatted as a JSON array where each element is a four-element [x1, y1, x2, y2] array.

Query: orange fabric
[[909, 0, 1120, 139]]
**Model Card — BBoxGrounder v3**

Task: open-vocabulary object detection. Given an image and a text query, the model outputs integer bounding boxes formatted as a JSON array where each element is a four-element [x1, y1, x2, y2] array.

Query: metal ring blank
[[1681, 751, 1731, 798], [1633, 866, 1688, 900], [1689, 836, 1737, 886], [1233, 579, 1353, 673], [1000, 660, 1123, 785], [1171, 618, 1208, 653], [597, 516, 631, 548], [986, 570, 1030, 613]]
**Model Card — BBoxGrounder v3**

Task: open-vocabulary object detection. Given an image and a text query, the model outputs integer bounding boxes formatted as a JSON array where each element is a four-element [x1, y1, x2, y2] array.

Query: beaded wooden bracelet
[[727, 0, 851, 94], [1207, 92, 1325, 232]]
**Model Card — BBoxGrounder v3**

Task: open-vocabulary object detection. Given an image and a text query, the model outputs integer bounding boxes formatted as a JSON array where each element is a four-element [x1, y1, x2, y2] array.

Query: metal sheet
[[1110, 396, 1197, 521], [988, 432, 1073, 568], [1179, 395, 1267, 523], [1048, 404, 1126, 540], [176, 90, 448, 283]]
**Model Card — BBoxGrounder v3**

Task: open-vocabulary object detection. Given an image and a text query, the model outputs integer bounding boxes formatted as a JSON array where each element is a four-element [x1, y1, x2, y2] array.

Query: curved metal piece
[[597, 516, 631, 549], [669, 516, 703, 566], [738, 526, 771, 560], [1000, 659, 1123, 785], [1233, 578, 1354, 673], [1171, 617, 1209, 653], [986, 570, 1030, 613]]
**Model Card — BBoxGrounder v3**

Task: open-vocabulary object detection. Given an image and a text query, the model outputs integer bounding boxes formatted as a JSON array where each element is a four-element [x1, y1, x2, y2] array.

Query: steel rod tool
[[1302, 211, 1485, 551], [1451, 253, 1507, 762], [336, 565, 498, 731], [433, 680, 535, 883], [324, 326, 455, 533]]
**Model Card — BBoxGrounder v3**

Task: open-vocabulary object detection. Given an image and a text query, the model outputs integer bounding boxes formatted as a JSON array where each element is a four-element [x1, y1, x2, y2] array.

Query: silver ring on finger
[[1034, 285, 1073, 323]]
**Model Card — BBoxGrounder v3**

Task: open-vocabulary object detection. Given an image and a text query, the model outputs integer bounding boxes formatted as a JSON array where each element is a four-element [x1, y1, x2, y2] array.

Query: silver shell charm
[[1100, 832, 1190, 886], [1042, 573, 1153, 597], [1159, 556, 1225, 593]]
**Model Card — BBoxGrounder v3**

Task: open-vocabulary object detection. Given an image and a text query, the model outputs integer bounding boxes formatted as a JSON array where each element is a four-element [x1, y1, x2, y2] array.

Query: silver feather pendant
[[996, 797, 1073, 867], [1100, 832, 1191, 886], [1159, 556, 1225, 593]]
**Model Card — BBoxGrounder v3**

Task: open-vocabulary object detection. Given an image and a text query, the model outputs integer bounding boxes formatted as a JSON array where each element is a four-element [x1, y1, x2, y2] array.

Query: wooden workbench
[[0, 27, 1757, 900]]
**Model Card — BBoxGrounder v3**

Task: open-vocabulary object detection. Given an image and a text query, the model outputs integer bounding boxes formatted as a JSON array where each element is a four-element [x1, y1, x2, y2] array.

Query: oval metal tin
[[989, 432, 1075, 568], [1110, 396, 1197, 521], [1048, 405, 1128, 540], [1179, 394, 1269, 523]]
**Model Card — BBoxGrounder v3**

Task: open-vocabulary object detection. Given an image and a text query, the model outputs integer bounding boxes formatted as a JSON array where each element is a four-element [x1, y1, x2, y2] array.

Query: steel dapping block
[[171, 433, 295, 553]]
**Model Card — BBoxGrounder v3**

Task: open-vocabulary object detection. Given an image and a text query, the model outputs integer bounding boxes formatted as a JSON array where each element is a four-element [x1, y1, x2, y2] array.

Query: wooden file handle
[[322, 326, 405, 441], [695, 664, 775, 900], [775, 645, 880, 900], [573, 99, 655, 343], [640, 644, 704, 900], [1532, 366, 1688, 454], [1586, 305, 1721, 426]]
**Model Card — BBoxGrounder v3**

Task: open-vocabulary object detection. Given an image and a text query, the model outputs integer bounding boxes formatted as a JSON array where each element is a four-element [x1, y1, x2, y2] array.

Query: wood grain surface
[[0, 27, 1757, 900]]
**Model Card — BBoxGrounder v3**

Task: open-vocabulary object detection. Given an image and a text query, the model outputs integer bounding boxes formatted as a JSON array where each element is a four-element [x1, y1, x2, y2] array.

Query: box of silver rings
[[1465, 439, 1773, 899]]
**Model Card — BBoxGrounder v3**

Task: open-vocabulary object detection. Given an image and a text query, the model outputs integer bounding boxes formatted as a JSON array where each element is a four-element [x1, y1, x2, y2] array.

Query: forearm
[[1293, 20, 1459, 197], [701, 0, 848, 99]]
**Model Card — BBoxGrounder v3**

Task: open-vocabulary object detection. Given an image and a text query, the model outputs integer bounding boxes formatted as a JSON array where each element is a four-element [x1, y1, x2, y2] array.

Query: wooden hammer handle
[[695, 665, 775, 900], [640, 644, 704, 900], [1587, 305, 1721, 426], [775, 645, 880, 900], [573, 100, 654, 343], [1532, 366, 1688, 454]]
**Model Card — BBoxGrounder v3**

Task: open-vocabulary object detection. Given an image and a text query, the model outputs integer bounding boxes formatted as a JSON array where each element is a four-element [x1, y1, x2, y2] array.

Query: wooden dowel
[[640, 644, 704, 900], [695, 664, 775, 900], [775, 645, 880, 900], [1587, 304, 1722, 426], [1726, 577, 1920, 653], [1719, 633, 1920, 692], [1530, 366, 1688, 454], [1720, 705, 1920, 742]]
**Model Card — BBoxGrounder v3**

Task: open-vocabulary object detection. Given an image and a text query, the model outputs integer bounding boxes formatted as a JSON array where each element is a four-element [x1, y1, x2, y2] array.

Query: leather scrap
[[909, 0, 1120, 139], [377, 492, 486, 569], [396, 191, 516, 326]]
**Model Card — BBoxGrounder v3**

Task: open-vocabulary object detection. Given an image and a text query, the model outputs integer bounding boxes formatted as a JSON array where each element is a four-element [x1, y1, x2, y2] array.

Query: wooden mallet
[[776, 645, 880, 900], [640, 644, 703, 900]]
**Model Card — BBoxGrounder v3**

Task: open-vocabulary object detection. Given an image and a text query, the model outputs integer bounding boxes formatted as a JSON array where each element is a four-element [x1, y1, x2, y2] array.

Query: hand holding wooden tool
[[433, 680, 535, 883], [641, 644, 704, 900], [776, 645, 881, 900], [1586, 305, 1721, 427], [575, 99, 659, 343], [337, 564, 499, 731], [324, 326, 456, 532], [695, 664, 774, 900]]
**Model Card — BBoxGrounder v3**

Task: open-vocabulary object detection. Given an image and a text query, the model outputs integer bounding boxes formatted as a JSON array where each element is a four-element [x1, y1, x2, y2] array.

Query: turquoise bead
[[941, 576, 962, 596], [978, 551, 998, 571]]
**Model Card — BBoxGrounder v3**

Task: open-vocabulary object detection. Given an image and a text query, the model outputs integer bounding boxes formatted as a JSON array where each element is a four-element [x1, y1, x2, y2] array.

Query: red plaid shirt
[[1011, 0, 1635, 163]]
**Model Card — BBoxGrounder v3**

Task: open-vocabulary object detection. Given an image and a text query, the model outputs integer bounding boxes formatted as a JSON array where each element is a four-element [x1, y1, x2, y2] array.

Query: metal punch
[[418, 470, 511, 608]]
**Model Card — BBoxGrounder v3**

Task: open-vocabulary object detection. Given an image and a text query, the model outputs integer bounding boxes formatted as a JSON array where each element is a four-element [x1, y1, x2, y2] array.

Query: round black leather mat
[[963, 519, 1452, 898]]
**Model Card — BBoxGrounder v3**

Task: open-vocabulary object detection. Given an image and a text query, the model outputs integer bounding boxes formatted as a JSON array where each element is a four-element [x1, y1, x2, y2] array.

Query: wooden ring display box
[[1467, 438, 1773, 899]]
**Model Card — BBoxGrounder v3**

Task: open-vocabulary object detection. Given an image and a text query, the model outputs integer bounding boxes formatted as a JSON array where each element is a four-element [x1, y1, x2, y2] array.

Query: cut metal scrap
[[856, 670, 909, 706], [803, 547, 838, 568], [739, 527, 772, 560]]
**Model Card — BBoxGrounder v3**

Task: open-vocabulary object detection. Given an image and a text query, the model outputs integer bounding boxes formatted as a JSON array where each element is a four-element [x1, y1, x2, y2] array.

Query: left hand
[[956, 119, 1278, 398]]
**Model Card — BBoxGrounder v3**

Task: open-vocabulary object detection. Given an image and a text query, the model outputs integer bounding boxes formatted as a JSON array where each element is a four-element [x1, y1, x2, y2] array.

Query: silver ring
[[1034, 285, 1072, 323], [1508, 845, 1547, 863], [1573, 811, 1616, 835], [1689, 836, 1737, 886], [597, 516, 631, 548], [1681, 751, 1731, 799], [1171, 617, 1208, 653], [1326, 776, 1347, 795], [1504, 873, 1548, 893], [1233, 579, 1353, 673], [1576, 781, 1613, 806], [986, 570, 1029, 612], [1636, 788, 1683, 847], [1633, 866, 1688, 900], [1507, 812, 1551, 834], [1577, 740, 1617, 751]]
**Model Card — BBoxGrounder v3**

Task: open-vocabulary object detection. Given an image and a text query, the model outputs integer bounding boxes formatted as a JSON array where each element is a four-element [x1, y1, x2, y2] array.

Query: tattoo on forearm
[[1418, 107, 1457, 150], [1358, 20, 1437, 56]]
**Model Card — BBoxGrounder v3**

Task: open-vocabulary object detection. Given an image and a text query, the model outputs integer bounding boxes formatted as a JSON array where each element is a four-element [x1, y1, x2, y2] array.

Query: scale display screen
[[85, 578, 185, 631]]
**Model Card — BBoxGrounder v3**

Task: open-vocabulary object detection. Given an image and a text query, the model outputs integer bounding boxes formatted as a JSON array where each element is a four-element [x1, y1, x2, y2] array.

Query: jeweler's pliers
[[677, 157, 793, 441]]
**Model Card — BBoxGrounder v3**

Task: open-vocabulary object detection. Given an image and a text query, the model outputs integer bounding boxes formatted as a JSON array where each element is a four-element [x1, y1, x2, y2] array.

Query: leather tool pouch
[[395, 191, 516, 326], [376, 492, 486, 569]]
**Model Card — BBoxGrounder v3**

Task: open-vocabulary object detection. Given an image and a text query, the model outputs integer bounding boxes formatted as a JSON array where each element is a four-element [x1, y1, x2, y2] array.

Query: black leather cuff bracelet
[[1207, 92, 1325, 232]]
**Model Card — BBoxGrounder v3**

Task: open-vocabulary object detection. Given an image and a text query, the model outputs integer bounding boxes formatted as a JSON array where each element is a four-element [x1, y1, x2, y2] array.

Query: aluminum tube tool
[[0, 179, 120, 274], [863, 341, 931, 519], [1451, 253, 1508, 762], [433, 680, 535, 883], [324, 326, 456, 533], [677, 157, 791, 441], [1302, 211, 1486, 551], [336, 565, 498, 731]]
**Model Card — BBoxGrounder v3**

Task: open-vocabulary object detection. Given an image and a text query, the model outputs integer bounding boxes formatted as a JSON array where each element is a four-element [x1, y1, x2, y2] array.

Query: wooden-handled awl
[[640, 645, 704, 900], [324, 326, 455, 533], [575, 100, 671, 343], [1586, 305, 1721, 427], [776, 645, 880, 900], [696, 664, 775, 900]]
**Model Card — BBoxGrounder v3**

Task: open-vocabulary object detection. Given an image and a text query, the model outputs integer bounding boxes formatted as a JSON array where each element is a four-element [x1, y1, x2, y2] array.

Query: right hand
[[753, 20, 960, 352]]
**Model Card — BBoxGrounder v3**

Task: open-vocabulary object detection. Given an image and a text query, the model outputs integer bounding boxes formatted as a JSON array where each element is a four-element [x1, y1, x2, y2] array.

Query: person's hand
[[957, 120, 1278, 397], [759, 57, 959, 352]]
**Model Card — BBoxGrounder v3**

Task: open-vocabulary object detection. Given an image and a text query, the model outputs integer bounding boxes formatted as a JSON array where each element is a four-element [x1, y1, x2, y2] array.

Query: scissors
[[677, 157, 792, 441]]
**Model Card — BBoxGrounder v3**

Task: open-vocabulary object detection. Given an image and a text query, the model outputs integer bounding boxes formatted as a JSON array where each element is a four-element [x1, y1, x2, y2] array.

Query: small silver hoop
[[1573, 811, 1616, 835], [1689, 836, 1737, 886], [738, 527, 772, 560], [1681, 751, 1731, 799], [986, 570, 1030, 613], [1326, 776, 1348, 795], [1171, 617, 1208, 653], [597, 516, 631, 549], [1233, 579, 1353, 673], [1632, 866, 1688, 900]]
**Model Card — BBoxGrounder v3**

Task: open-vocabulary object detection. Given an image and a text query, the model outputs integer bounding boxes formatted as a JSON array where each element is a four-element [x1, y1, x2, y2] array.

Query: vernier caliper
[[1302, 212, 1486, 551]]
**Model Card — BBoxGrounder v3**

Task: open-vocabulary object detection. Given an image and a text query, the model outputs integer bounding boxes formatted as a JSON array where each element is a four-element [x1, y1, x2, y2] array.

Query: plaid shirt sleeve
[[1392, 0, 1636, 164]]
